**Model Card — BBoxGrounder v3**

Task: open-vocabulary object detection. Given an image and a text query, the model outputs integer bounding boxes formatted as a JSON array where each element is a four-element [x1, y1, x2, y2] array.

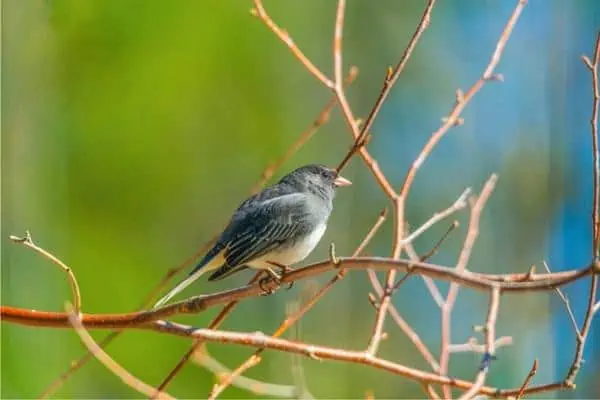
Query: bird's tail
[[152, 266, 209, 309], [153, 243, 226, 309]]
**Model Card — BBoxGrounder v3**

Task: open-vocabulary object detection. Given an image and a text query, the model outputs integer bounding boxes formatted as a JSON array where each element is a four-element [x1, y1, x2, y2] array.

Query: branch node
[[306, 347, 322, 361], [487, 72, 505, 82], [479, 352, 497, 371], [329, 242, 341, 267], [592, 258, 600, 273], [455, 89, 464, 103], [582, 55, 593, 71]]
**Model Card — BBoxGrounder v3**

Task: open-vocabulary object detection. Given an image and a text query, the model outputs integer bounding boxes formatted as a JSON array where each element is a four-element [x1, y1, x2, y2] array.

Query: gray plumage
[[153, 164, 351, 308]]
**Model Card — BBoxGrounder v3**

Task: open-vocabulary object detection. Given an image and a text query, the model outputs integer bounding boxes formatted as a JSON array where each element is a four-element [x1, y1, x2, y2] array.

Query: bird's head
[[280, 164, 352, 199]]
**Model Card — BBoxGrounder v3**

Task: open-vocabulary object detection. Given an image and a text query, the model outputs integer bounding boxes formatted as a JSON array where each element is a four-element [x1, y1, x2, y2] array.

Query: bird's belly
[[255, 223, 327, 267]]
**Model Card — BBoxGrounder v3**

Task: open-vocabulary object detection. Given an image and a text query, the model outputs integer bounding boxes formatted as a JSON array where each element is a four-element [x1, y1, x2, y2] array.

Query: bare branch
[[398, 0, 526, 200], [251, 0, 334, 88], [448, 336, 513, 354], [10, 232, 82, 315], [66, 305, 174, 400], [458, 287, 500, 400], [400, 188, 470, 246], [252, 66, 359, 194], [564, 30, 600, 387], [440, 175, 498, 397], [195, 348, 311, 398], [543, 261, 581, 337], [516, 359, 538, 400]]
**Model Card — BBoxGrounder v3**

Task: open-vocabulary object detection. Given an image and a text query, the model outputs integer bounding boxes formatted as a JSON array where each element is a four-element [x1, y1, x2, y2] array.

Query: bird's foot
[[259, 276, 275, 296], [259, 268, 285, 295], [267, 262, 294, 290]]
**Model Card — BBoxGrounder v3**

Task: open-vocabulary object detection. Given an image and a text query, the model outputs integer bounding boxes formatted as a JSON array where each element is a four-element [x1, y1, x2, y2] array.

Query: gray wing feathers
[[208, 193, 311, 281]]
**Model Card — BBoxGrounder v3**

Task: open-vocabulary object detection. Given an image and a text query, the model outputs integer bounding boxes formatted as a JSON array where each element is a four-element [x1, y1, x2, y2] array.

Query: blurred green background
[[2, 0, 599, 398]]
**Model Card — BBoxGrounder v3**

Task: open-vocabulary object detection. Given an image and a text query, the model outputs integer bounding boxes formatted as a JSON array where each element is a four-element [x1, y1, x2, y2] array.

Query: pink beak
[[334, 175, 352, 187]]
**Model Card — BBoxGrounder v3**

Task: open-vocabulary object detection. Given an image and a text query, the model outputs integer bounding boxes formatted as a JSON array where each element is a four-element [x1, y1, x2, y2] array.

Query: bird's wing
[[207, 192, 311, 281]]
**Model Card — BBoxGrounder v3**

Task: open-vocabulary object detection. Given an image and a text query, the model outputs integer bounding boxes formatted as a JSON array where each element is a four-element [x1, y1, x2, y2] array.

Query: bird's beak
[[334, 175, 352, 187]]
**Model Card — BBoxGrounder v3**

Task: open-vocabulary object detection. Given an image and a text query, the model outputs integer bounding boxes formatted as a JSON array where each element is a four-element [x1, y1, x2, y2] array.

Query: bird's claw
[[259, 277, 275, 296]]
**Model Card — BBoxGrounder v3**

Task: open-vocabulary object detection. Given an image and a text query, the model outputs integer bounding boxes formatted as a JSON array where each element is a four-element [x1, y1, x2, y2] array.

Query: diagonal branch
[[10, 232, 82, 315], [458, 287, 501, 400], [251, 0, 334, 89], [440, 174, 498, 397], [564, 30, 600, 387], [66, 305, 174, 400]]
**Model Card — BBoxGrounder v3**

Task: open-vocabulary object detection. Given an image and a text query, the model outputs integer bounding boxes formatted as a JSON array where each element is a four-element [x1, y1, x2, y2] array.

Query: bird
[[152, 164, 351, 308]]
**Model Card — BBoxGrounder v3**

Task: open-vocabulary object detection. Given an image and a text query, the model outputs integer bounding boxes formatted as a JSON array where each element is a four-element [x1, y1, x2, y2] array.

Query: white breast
[[251, 223, 327, 268]]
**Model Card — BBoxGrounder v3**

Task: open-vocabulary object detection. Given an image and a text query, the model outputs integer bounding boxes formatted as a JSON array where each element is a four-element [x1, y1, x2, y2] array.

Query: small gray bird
[[153, 164, 351, 308]]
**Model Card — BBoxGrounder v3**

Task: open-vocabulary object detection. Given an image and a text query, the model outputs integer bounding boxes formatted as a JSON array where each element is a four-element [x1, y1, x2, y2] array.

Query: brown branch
[[10, 232, 82, 315], [358, 0, 436, 143], [564, 30, 600, 387], [251, 66, 359, 194], [440, 175, 498, 398], [2, 259, 595, 330], [329, 0, 397, 198], [209, 354, 262, 400], [66, 305, 174, 400], [543, 261, 580, 337], [0, 306, 589, 398], [405, 243, 445, 307], [516, 359, 538, 400], [251, 0, 334, 89], [583, 34, 600, 256], [6, 316, 560, 398], [367, 269, 440, 372], [458, 287, 500, 400], [417, 220, 460, 264]]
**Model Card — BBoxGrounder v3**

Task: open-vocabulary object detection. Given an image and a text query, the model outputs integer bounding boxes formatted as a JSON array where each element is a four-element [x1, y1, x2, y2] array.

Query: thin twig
[[440, 175, 499, 398], [65, 304, 174, 400], [209, 355, 262, 400], [400, 188, 470, 246], [359, 0, 436, 144], [405, 243, 444, 307], [448, 336, 512, 353], [584, 37, 600, 256], [196, 348, 310, 398], [366, 267, 439, 371], [10, 232, 82, 315], [251, 0, 334, 89], [397, 0, 526, 200], [251, 66, 359, 194], [543, 261, 581, 337], [516, 359, 538, 400], [418, 220, 460, 263], [564, 30, 600, 387], [458, 287, 500, 400]]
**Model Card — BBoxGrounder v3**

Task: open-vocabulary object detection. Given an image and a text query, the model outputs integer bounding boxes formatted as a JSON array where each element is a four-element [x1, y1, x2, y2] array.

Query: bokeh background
[[2, 0, 600, 398]]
